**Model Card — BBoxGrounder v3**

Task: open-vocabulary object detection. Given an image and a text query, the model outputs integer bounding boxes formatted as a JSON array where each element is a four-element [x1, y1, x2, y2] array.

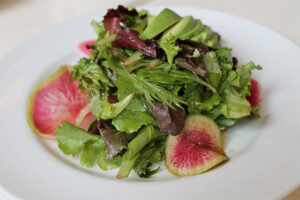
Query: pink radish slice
[[78, 40, 95, 56], [166, 115, 228, 176], [246, 79, 260, 107], [78, 112, 97, 130], [27, 65, 90, 139]]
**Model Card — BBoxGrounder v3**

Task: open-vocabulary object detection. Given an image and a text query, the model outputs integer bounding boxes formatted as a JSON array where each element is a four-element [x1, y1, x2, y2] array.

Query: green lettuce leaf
[[215, 116, 239, 127], [234, 61, 262, 96], [72, 60, 112, 92], [112, 110, 154, 134], [216, 47, 233, 70], [56, 122, 123, 170], [133, 136, 166, 178], [223, 86, 251, 118], [159, 35, 181, 63], [56, 122, 105, 167], [114, 75, 154, 133], [100, 92, 135, 120], [203, 51, 222, 88], [97, 149, 122, 170], [133, 146, 163, 178], [125, 125, 162, 160]]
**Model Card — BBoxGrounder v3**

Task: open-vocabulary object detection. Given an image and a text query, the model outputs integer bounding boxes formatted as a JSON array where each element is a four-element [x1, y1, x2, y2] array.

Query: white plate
[[0, 6, 299, 200]]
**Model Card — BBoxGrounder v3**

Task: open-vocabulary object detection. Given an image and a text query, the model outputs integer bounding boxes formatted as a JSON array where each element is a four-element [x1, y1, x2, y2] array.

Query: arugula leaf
[[159, 35, 181, 63], [102, 58, 186, 108], [56, 122, 105, 167], [137, 68, 215, 92]]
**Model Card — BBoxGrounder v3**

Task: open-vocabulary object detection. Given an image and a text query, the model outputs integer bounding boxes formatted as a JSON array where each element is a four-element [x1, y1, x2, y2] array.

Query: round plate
[[0, 6, 299, 200]]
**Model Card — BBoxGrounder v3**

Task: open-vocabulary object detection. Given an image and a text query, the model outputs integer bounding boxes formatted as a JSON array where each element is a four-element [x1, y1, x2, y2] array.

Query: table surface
[[0, 0, 299, 199]]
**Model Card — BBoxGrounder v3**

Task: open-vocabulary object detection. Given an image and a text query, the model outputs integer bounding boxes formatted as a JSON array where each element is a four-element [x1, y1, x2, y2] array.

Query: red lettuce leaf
[[103, 5, 138, 34], [103, 9, 124, 34], [97, 121, 128, 159], [146, 102, 186, 136], [114, 28, 159, 58]]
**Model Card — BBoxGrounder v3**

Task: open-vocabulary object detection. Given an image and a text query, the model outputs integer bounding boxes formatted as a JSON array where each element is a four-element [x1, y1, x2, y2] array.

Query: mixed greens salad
[[28, 6, 262, 179]]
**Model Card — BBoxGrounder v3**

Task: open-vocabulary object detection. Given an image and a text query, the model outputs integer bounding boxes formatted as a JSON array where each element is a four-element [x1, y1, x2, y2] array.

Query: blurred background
[[0, 0, 299, 199], [0, 0, 299, 58]]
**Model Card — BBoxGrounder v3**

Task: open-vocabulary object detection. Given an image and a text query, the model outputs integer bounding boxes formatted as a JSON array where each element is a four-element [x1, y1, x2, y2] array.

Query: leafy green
[[100, 92, 135, 120], [118, 8, 149, 34], [123, 51, 144, 66], [140, 8, 181, 39], [112, 110, 154, 133], [126, 125, 161, 159], [99, 128, 128, 159], [102, 57, 186, 108], [133, 137, 166, 178], [216, 47, 233, 70], [97, 149, 122, 170], [194, 93, 221, 111], [203, 51, 222, 88], [72, 59, 112, 92], [223, 86, 251, 118], [159, 35, 181, 63], [56, 122, 105, 167], [117, 151, 140, 179], [136, 68, 216, 92], [133, 147, 163, 178], [250, 105, 262, 119], [89, 91, 134, 120], [54, 6, 264, 179], [235, 61, 262, 95], [215, 116, 238, 127], [56, 122, 123, 170], [184, 83, 220, 113]]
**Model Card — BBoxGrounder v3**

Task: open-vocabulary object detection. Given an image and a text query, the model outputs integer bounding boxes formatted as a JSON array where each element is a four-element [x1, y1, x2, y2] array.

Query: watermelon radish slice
[[166, 115, 228, 176], [246, 79, 260, 107], [27, 65, 90, 139], [78, 40, 95, 56], [77, 111, 96, 130]]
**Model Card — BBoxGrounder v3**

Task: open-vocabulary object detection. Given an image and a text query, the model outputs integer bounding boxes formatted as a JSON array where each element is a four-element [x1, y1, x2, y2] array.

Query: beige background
[[0, 0, 299, 199]]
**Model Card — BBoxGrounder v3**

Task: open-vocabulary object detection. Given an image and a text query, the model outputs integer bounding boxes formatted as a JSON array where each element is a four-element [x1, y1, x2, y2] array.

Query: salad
[[27, 5, 262, 179]]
